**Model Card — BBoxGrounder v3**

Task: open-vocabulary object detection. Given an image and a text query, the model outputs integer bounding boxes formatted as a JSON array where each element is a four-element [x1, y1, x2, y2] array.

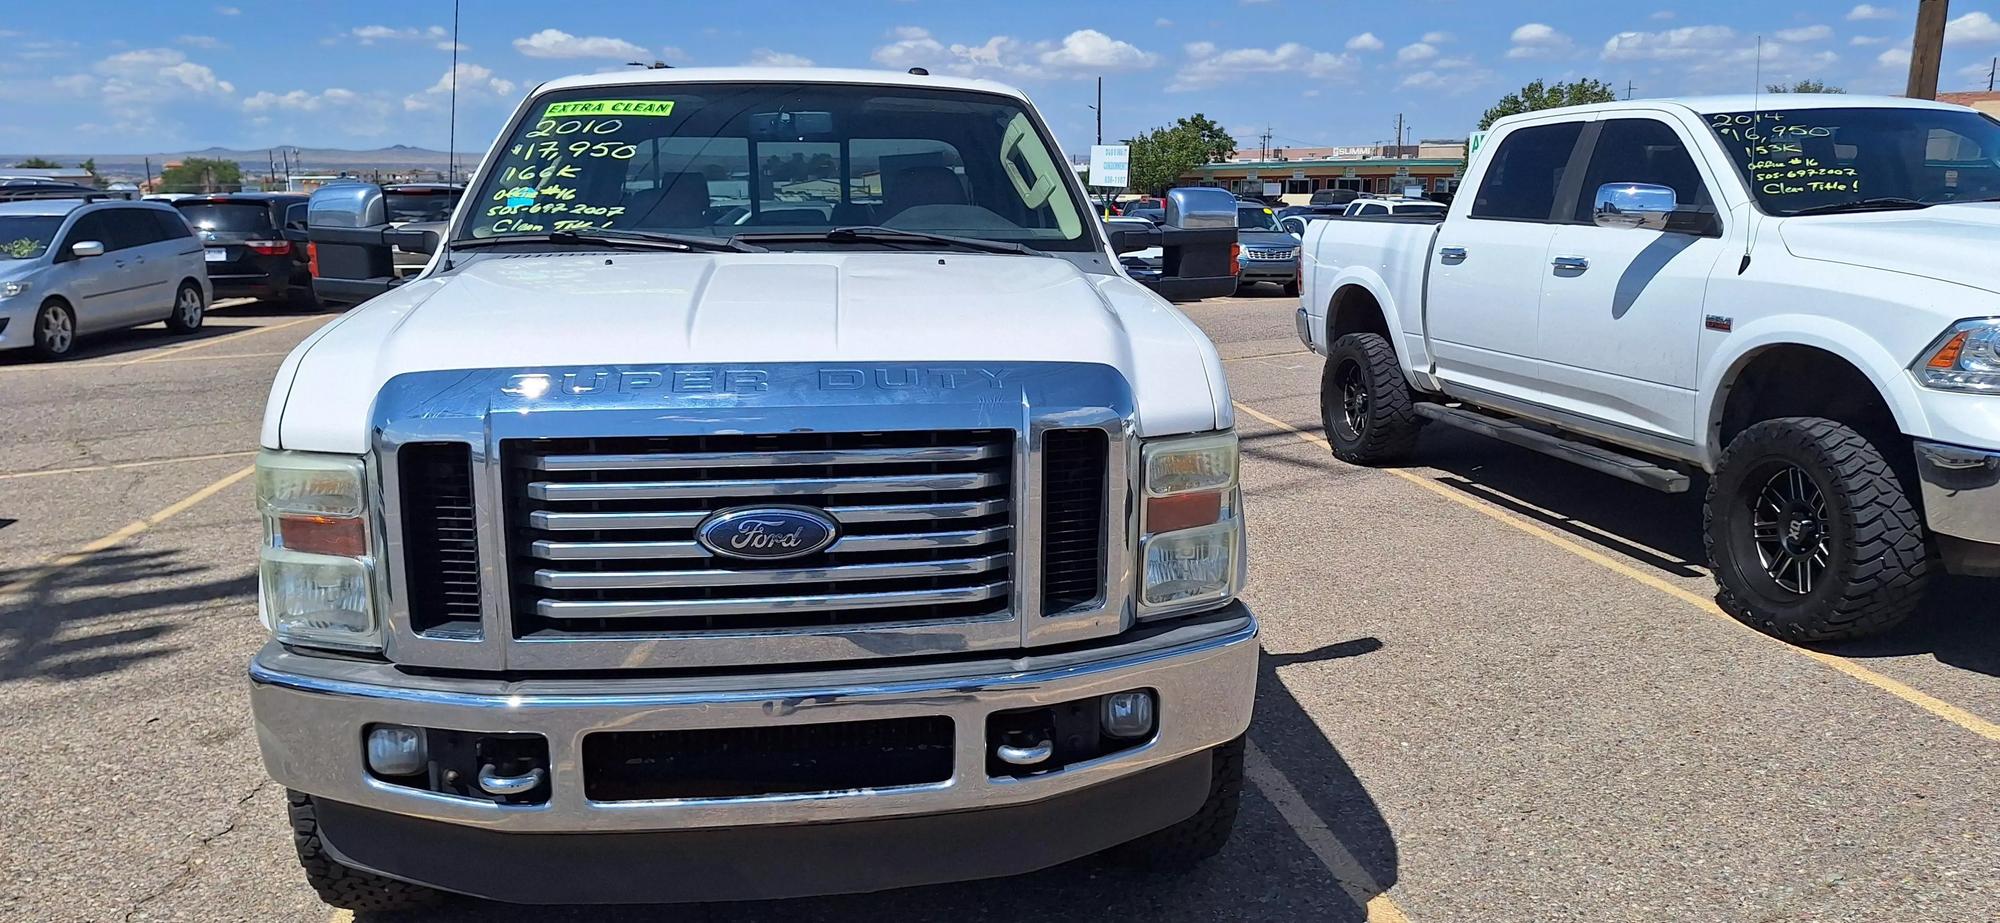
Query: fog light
[[1102, 691, 1156, 739], [366, 725, 428, 776]]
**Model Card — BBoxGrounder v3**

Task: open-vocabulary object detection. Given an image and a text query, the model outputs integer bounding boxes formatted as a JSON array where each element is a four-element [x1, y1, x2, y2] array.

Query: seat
[[622, 173, 711, 228], [828, 203, 876, 226], [881, 166, 967, 219]]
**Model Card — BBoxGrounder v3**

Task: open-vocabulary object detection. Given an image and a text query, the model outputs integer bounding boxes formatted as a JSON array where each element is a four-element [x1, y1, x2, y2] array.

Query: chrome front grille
[[504, 431, 1015, 639], [1243, 247, 1299, 261]]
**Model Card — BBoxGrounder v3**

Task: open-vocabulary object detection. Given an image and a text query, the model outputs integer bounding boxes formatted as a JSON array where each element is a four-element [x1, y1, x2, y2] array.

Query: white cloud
[[1399, 67, 1494, 93], [1396, 42, 1437, 64], [1037, 29, 1158, 71], [1602, 25, 1740, 60], [1506, 23, 1572, 59], [1948, 12, 2000, 43], [96, 48, 233, 98], [350, 24, 448, 45], [243, 87, 360, 112], [1602, 26, 1841, 90], [1154, 17, 1173, 27], [511, 28, 649, 59], [436, 40, 467, 52], [176, 34, 225, 49], [1877, 46, 1912, 67], [1345, 32, 1383, 52], [1775, 25, 1833, 43], [1169, 41, 1354, 91], [744, 48, 814, 67], [405, 62, 514, 110], [870, 26, 1154, 80], [214, 4, 239, 13], [1850, 35, 1889, 46], [1847, 4, 1897, 21], [1649, 10, 1676, 20], [1422, 31, 1453, 44]]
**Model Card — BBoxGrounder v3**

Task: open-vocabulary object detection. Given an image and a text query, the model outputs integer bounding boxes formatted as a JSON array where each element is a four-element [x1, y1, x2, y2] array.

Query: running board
[[1415, 404, 1692, 494]]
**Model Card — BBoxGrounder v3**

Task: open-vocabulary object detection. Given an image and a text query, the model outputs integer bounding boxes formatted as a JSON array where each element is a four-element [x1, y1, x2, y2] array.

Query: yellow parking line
[[1246, 739, 1412, 922], [326, 911, 352, 923], [1232, 400, 2000, 744], [1223, 349, 1311, 363], [124, 314, 323, 364], [0, 450, 257, 482], [0, 464, 254, 598]]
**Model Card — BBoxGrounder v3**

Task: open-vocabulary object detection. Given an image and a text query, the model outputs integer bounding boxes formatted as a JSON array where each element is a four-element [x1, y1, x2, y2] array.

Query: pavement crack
[[120, 778, 273, 922]]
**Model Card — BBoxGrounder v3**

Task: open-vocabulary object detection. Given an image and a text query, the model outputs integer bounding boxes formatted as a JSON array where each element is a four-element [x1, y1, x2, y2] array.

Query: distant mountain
[[1, 145, 475, 180]]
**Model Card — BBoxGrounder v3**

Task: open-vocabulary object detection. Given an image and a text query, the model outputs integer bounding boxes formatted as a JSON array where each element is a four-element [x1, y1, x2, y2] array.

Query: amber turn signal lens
[[1928, 330, 1970, 369], [277, 513, 368, 557], [1146, 491, 1222, 534]]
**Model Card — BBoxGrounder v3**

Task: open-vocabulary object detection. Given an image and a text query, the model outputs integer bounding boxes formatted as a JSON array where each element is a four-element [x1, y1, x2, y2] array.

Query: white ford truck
[[251, 67, 1256, 910], [1301, 95, 1998, 643]]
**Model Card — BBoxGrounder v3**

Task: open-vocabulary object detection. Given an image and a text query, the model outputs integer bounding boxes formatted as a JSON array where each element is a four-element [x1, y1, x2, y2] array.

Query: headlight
[[1138, 431, 1245, 618], [256, 450, 380, 652], [1, 281, 28, 299], [1914, 319, 2000, 394]]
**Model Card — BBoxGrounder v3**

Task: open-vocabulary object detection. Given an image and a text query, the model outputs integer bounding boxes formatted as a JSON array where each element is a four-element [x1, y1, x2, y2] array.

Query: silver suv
[[0, 198, 212, 360]]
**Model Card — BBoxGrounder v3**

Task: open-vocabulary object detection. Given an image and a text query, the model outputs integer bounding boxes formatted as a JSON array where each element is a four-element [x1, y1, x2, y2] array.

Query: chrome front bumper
[[250, 606, 1258, 834], [1915, 440, 2000, 575]]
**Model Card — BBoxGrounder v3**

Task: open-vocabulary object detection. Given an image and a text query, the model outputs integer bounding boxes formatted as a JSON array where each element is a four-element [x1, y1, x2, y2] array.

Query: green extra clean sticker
[[543, 99, 676, 118]]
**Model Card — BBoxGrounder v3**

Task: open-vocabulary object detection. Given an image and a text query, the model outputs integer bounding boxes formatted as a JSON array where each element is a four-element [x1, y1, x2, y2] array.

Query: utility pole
[[1094, 76, 1103, 145], [1989, 56, 1997, 91], [1625, 80, 1636, 100], [1907, 0, 1949, 100], [143, 157, 153, 193], [1258, 125, 1273, 161], [1393, 113, 1405, 156]]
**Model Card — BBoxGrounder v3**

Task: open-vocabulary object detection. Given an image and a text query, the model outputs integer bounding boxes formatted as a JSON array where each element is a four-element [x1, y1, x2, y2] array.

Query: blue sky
[[5, 1, 2000, 156]]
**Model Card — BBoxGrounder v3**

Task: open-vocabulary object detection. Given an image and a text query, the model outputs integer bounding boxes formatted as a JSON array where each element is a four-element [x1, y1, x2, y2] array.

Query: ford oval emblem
[[696, 506, 839, 561]]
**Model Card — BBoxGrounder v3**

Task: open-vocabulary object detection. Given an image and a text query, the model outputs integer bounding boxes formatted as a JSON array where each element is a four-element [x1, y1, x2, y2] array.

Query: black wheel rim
[[1748, 463, 1830, 595], [1337, 359, 1369, 437]]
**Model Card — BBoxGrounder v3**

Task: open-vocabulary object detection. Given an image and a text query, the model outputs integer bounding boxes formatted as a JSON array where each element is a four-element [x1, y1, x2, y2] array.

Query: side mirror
[[281, 203, 309, 244], [1129, 188, 1240, 301], [1593, 183, 1676, 231], [1107, 223, 1161, 254], [386, 226, 441, 256], [71, 241, 105, 258]]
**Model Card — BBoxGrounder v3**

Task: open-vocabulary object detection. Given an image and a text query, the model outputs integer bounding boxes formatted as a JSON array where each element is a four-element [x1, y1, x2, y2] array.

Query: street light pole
[[1907, 0, 1950, 100]]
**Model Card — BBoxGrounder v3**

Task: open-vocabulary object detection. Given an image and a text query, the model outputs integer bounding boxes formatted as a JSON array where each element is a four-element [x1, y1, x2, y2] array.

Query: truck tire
[[1110, 736, 1243, 869], [288, 790, 443, 912], [1322, 332, 1421, 464], [1705, 417, 1931, 642]]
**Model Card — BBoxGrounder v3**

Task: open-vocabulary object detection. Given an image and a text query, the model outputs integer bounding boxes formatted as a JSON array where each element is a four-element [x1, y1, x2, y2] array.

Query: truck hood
[[1778, 203, 2000, 294], [267, 250, 1228, 453]]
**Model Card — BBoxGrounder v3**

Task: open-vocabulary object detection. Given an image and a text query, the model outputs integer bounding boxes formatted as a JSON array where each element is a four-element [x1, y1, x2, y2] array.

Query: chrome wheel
[[1750, 464, 1830, 595], [40, 306, 73, 354], [176, 287, 204, 327]]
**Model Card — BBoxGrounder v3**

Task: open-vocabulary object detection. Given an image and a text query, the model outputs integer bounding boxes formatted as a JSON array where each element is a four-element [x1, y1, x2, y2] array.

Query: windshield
[[1397, 203, 1446, 215], [1237, 205, 1280, 230], [1706, 107, 2000, 215], [465, 82, 1093, 251], [0, 216, 61, 260], [176, 202, 273, 233], [386, 189, 460, 223]]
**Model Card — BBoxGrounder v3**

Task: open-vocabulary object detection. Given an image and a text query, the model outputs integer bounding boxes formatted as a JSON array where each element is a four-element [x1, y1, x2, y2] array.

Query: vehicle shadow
[[0, 301, 326, 367], [1405, 425, 2000, 678], [352, 641, 1400, 923], [0, 546, 252, 683]]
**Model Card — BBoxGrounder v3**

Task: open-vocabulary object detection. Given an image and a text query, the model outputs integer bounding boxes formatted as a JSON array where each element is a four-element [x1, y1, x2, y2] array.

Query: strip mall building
[[1179, 142, 1470, 205]]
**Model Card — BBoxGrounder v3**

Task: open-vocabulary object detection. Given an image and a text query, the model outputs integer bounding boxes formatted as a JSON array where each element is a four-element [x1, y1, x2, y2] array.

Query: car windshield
[[464, 82, 1094, 251], [1706, 106, 2000, 216], [0, 215, 61, 260], [176, 202, 274, 233], [1237, 205, 1280, 230], [1397, 203, 1446, 215], [385, 190, 460, 223]]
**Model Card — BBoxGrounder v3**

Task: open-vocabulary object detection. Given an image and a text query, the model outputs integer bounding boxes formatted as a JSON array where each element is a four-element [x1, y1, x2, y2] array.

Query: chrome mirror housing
[[1593, 183, 1677, 231], [1164, 187, 1236, 230], [71, 240, 105, 258]]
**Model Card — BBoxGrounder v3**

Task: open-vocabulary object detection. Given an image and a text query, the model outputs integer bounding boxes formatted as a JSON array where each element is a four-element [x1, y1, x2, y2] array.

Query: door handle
[[1439, 247, 1467, 264], [1551, 256, 1589, 272]]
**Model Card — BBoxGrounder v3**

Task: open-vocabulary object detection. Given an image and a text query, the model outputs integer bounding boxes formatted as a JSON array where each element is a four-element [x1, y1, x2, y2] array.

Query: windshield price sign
[[1089, 144, 1130, 188]]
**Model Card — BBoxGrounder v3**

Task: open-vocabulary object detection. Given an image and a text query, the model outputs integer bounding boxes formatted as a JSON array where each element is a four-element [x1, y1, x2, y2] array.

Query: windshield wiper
[[735, 225, 1041, 255], [1785, 197, 1932, 218], [454, 228, 765, 253]]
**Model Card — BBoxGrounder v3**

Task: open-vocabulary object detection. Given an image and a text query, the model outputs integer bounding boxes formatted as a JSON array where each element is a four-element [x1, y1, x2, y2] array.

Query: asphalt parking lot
[[1, 290, 1995, 923]]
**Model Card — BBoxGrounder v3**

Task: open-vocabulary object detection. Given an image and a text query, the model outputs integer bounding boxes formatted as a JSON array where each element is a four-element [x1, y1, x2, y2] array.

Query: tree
[[77, 158, 105, 189], [159, 157, 243, 193], [1766, 79, 1845, 94], [1477, 78, 1618, 131], [1125, 113, 1242, 195], [12, 156, 62, 169]]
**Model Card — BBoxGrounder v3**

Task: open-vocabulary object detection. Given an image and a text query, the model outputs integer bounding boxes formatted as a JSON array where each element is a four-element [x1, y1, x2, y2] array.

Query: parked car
[[172, 193, 317, 308], [1276, 205, 1345, 237], [1236, 201, 1299, 296], [1308, 188, 1360, 207], [1300, 93, 2000, 646], [1342, 197, 1446, 218], [0, 179, 113, 203], [0, 198, 210, 359], [262, 67, 1254, 911], [382, 183, 463, 276]]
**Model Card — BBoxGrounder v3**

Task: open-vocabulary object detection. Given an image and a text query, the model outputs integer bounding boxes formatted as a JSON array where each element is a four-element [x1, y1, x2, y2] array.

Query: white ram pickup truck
[[252, 67, 1256, 910], [1301, 94, 1999, 644]]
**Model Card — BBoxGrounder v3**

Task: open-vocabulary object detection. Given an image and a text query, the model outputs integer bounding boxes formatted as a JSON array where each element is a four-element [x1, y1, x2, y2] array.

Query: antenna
[[1741, 36, 1763, 275], [439, 0, 460, 272]]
